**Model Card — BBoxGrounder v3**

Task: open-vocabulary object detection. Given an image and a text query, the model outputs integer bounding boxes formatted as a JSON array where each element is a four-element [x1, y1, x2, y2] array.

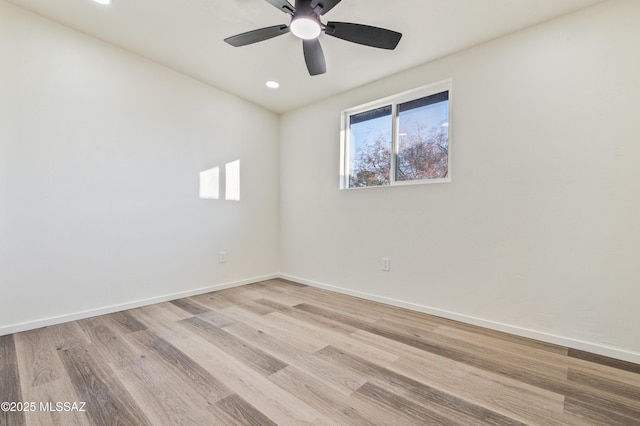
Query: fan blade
[[303, 39, 326, 76], [325, 22, 402, 49], [224, 25, 290, 47], [310, 0, 341, 15], [263, 0, 295, 14]]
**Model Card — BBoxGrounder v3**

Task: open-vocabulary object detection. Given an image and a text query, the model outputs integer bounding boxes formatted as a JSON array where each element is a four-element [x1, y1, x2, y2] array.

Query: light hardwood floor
[[1, 279, 639, 425]]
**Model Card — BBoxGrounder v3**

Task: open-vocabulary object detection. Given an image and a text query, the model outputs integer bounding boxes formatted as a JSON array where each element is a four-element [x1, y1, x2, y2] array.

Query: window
[[340, 79, 451, 189]]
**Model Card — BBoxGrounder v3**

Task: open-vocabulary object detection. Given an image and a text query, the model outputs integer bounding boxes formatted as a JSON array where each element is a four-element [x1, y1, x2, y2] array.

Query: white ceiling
[[7, 0, 603, 113]]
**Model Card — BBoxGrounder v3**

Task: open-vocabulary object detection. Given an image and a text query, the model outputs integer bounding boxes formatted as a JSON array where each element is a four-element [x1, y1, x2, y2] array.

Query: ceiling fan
[[224, 0, 402, 76]]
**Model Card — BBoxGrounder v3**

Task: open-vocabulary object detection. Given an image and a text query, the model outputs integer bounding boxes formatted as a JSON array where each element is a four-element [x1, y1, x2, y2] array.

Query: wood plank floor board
[[219, 305, 334, 354], [1, 334, 26, 426], [74, 316, 139, 367], [422, 327, 570, 381], [322, 290, 542, 350], [169, 298, 212, 316], [248, 279, 307, 298], [20, 378, 92, 426], [230, 300, 277, 316], [127, 330, 232, 402], [172, 335, 325, 424], [351, 327, 565, 403], [385, 309, 568, 356], [289, 284, 567, 356], [356, 381, 464, 425], [103, 311, 147, 334], [432, 325, 575, 369], [231, 284, 299, 308], [565, 357, 640, 389], [568, 348, 640, 374], [196, 287, 279, 316], [300, 302, 624, 413], [316, 345, 527, 426], [57, 344, 151, 426], [109, 344, 230, 425], [289, 293, 385, 324], [299, 302, 571, 383], [255, 298, 359, 335], [346, 387, 460, 426], [389, 354, 577, 426], [215, 394, 278, 426], [348, 330, 579, 426], [196, 310, 237, 329], [562, 387, 640, 422], [268, 366, 377, 425], [13, 328, 63, 389], [567, 368, 640, 403], [259, 310, 401, 365], [250, 282, 348, 310], [189, 292, 238, 311], [222, 321, 368, 396], [382, 319, 571, 382], [179, 316, 289, 376], [125, 303, 193, 342], [14, 325, 94, 426], [433, 323, 640, 393], [43, 322, 91, 353], [3, 279, 639, 425], [563, 396, 639, 426], [372, 317, 439, 339]]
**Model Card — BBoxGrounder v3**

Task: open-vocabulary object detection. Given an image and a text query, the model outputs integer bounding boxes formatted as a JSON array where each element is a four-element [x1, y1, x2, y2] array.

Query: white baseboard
[[0, 274, 279, 337], [279, 274, 640, 365]]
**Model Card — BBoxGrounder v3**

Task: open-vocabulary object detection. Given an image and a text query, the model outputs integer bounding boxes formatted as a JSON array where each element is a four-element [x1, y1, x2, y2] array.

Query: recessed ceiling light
[[93, 0, 111, 4], [265, 81, 280, 89]]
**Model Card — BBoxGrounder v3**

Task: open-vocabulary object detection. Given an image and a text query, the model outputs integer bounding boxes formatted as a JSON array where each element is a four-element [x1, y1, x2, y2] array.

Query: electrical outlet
[[382, 258, 390, 271], [219, 251, 227, 263]]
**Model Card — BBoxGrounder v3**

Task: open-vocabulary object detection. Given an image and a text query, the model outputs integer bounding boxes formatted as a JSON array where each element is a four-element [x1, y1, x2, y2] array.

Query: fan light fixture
[[290, 16, 322, 40], [224, 0, 403, 76]]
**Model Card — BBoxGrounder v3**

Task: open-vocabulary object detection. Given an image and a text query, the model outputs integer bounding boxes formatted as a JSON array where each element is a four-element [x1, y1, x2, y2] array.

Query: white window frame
[[340, 79, 452, 189]]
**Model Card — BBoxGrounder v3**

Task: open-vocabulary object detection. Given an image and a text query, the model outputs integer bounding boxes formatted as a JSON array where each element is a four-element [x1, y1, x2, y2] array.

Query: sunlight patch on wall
[[225, 160, 240, 201], [199, 160, 240, 201], [199, 167, 220, 199]]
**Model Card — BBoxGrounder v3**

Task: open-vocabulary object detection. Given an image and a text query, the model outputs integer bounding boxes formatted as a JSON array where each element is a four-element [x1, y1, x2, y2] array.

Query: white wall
[[0, 1, 279, 333], [279, 0, 640, 362]]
